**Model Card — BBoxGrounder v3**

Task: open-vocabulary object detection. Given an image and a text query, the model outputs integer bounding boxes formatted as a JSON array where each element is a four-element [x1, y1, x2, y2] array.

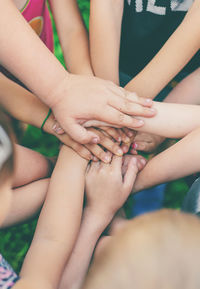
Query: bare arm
[[90, 0, 124, 84], [49, 0, 93, 75], [136, 101, 200, 139], [87, 101, 200, 139], [0, 0, 156, 144], [133, 128, 200, 192], [19, 146, 87, 288], [163, 67, 200, 104], [0, 0, 67, 103], [125, 0, 200, 99], [59, 156, 138, 289]]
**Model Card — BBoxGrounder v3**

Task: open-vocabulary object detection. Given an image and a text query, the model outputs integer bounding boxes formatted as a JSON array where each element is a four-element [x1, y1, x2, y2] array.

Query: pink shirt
[[21, 0, 54, 52]]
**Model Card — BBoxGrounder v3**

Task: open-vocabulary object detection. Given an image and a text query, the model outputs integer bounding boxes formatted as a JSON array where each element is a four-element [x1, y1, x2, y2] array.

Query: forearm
[[21, 146, 88, 288], [0, 0, 67, 106], [90, 0, 123, 84], [125, 1, 200, 99], [49, 0, 93, 75], [136, 101, 200, 138], [59, 207, 112, 289], [163, 68, 200, 104], [134, 128, 200, 192], [0, 74, 59, 135]]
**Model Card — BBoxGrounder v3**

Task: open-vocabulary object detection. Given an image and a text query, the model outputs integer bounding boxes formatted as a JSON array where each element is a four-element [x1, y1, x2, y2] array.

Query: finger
[[119, 129, 130, 144], [64, 119, 100, 144], [124, 91, 153, 107], [133, 141, 153, 152], [122, 155, 132, 177], [123, 157, 138, 192], [109, 96, 156, 117], [130, 149, 138, 155], [131, 142, 138, 151], [110, 86, 153, 107], [89, 128, 123, 156], [89, 160, 101, 173], [85, 144, 112, 163], [100, 127, 122, 142], [121, 143, 131, 154], [136, 156, 147, 171], [59, 135, 93, 161], [52, 121, 65, 135], [111, 155, 123, 173], [122, 128, 136, 138], [98, 107, 145, 129], [83, 120, 121, 129]]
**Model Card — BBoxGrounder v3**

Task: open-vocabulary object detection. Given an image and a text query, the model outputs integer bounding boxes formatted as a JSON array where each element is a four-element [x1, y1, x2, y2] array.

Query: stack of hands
[[41, 74, 163, 163]]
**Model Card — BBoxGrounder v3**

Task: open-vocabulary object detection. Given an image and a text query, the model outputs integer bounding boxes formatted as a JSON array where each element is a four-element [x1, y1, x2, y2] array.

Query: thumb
[[65, 119, 100, 144], [123, 157, 138, 194]]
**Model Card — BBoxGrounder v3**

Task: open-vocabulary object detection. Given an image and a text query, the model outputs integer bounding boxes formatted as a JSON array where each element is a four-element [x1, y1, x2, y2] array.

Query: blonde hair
[[83, 209, 200, 289]]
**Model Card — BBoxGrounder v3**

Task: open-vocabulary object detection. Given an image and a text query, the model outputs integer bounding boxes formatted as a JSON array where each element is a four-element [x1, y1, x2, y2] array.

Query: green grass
[[0, 0, 188, 273]]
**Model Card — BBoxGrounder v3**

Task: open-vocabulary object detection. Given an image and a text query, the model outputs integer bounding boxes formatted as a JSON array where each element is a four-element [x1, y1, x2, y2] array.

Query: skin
[[90, 0, 200, 152], [0, 73, 129, 162], [14, 146, 87, 289], [59, 154, 139, 289], [0, 0, 155, 145], [83, 210, 200, 289]]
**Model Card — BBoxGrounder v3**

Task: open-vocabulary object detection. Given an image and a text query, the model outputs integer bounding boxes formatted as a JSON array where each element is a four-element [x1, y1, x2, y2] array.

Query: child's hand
[[50, 122, 124, 163], [131, 132, 165, 153], [50, 74, 155, 144], [122, 154, 147, 175], [85, 155, 138, 220]]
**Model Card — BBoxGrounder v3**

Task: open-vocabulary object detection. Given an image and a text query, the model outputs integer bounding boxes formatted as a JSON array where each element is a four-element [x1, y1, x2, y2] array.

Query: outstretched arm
[[0, 0, 155, 144], [85, 100, 200, 139], [90, 0, 200, 100], [125, 0, 200, 99], [133, 128, 200, 192], [163, 67, 200, 105], [59, 155, 138, 289], [49, 0, 93, 75], [18, 146, 87, 289], [136, 101, 200, 139], [90, 0, 124, 84]]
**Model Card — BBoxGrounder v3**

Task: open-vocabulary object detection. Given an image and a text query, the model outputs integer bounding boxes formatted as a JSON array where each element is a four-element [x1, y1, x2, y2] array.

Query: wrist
[[84, 206, 114, 231], [62, 145, 89, 168], [46, 73, 70, 109]]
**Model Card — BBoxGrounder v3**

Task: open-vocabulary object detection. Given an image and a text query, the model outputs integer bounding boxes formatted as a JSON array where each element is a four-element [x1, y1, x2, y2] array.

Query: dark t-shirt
[[120, 0, 200, 78]]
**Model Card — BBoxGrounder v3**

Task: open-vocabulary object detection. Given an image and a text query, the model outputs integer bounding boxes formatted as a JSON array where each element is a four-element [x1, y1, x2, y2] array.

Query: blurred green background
[[0, 0, 188, 273]]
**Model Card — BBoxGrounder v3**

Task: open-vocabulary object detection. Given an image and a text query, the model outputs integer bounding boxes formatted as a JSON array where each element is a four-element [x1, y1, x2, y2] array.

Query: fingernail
[[116, 149, 123, 156], [132, 142, 138, 149], [92, 137, 99, 144], [150, 108, 156, 113], [137, 120, 144, 126], [52, 124, 57, 131], [104, 155, 111, 163], [56, 127, 63, 134], [145, 98, 152, 104]]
